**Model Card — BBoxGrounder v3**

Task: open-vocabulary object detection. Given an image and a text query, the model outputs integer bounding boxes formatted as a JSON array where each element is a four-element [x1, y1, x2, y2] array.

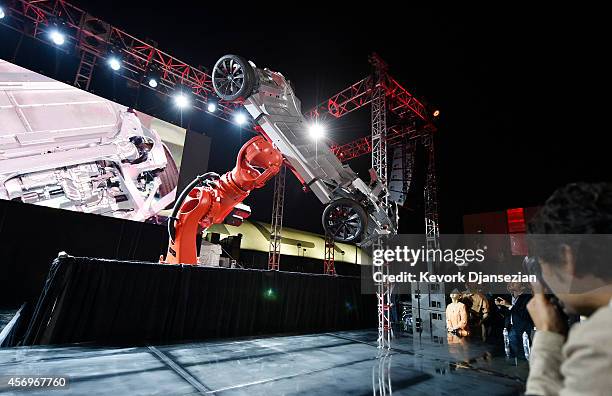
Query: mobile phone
[[523, 256, 548, 291], [523, 256, 569, 323]]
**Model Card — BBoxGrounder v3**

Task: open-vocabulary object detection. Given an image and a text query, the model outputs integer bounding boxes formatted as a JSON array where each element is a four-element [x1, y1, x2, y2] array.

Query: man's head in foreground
[[528, 182, 612, 316]]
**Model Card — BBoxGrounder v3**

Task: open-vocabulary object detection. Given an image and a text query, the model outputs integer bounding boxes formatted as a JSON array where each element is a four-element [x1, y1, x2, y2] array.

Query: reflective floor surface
[[0, 310, 18, 331], [0, 329, 528, 395]]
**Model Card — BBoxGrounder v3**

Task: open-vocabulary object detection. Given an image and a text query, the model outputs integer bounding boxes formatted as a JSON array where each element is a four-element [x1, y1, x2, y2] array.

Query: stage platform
[[16, 255, 374, 346], [0, 329, 527, 395]]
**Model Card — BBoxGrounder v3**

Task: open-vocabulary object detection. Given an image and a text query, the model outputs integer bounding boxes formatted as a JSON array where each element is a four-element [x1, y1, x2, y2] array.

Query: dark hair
[[528, 182, 612, 280]]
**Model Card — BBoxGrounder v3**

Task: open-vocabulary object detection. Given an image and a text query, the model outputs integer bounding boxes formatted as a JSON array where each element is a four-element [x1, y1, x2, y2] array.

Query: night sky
[[1, 4, 603, 234]]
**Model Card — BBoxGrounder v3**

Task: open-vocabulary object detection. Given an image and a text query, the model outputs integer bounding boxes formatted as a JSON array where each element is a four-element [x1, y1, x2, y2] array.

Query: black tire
[[322, 198, 368, 243], [212, 55, 255, 101]]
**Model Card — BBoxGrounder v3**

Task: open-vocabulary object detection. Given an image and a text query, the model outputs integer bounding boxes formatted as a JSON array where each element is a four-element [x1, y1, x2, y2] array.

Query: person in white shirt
[[525, 182, 612, 396]]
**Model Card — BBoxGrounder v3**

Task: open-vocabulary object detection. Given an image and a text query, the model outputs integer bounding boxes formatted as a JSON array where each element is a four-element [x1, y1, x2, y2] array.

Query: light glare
[[234, 113, 247, 125], [148, 78, 158, 88], [0, 7, 5, 19], [108, 57, 121, 71], [49, 30, 65, 46], [174, 93, 190, 109], [207, 103, 217, 113], [308, 123, 325, 139]]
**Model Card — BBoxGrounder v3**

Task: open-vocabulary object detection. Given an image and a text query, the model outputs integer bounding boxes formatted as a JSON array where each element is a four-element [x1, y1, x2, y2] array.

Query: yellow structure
[[207, 220, 368, 265]]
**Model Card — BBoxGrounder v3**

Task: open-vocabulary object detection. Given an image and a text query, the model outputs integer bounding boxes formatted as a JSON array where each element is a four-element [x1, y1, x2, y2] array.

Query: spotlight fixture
[[108, 57, 121, 71], [145, 67, 161, 89], [0, 6, 6, 19], [173, 92, 190, 109], [433, 109, 440, 117], [49, 30, 66, 46], [234, 112, 247, 125], [308, 123, 325, 140], [206, 102, 217, 113]]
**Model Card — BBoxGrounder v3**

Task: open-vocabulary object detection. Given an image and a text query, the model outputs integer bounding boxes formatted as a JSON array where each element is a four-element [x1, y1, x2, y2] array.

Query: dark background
[[0, 4, 604, 306], [0, 4, 603, 235], [44, 3, 604, 234]]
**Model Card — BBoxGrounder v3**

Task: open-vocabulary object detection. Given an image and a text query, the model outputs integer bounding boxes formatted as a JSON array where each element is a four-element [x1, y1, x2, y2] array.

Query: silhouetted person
[[464, 282, 490, 341], [495, 281, 533, 358]]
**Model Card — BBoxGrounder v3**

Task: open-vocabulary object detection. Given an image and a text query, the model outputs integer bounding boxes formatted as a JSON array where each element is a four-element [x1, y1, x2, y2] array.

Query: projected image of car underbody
[[0, 60, 178, 221]]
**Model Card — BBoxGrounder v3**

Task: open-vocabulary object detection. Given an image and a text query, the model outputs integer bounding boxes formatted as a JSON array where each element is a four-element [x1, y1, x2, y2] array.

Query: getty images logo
[[372, 246, 486, 267]]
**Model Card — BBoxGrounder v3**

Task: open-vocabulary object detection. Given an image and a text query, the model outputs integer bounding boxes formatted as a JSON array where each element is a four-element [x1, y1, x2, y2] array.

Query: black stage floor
[[0, 330, 528, 395]]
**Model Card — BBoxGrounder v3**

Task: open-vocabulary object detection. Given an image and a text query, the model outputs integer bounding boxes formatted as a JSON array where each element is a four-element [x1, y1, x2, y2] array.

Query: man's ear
[[560, 244, 578, 278]]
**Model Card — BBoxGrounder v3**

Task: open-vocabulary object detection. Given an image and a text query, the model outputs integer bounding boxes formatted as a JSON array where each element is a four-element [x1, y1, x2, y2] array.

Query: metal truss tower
[[268, 165, 286, 270], [409, 133, 446, 340], [370, 54, 392, 350], [74, 51, 97, 90], [370, 55, 389, 196], [323, 233, 336, 275]]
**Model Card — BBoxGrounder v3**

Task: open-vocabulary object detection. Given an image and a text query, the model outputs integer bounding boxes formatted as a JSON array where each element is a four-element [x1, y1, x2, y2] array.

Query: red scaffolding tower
[[303, 54, 441, 349]]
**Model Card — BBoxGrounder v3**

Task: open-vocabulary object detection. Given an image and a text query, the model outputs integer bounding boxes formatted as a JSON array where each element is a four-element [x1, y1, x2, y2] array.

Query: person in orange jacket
[[446, 289, 470, 337]]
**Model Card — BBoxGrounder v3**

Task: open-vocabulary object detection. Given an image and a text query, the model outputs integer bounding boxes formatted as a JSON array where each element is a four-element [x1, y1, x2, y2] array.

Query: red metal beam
[[304, 57, 435, 162], [305, 72, 430, 123], [332, 124, 431, 162], [384, 76, 428, 121], [2, 1, 438, 163], [1, 0, 241, 122], [305, 76, 373, 120]]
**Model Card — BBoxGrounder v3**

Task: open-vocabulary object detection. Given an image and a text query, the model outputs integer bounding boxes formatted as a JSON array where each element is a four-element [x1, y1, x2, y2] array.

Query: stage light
[[144, 66, 161, 90], [49, 30, 65, 46], [108, 57, 121, 71], [308, 123, 325, 139], [207, 102, 217, 113], [234, 112, 247, 125], [0, 7, 6, 19], [433, 109, 440, 117], [173, 93, 190, 109]]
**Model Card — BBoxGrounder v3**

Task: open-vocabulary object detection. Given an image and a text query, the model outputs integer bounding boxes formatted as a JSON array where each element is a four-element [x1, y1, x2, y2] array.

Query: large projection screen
[[0, 59, 186, 223]]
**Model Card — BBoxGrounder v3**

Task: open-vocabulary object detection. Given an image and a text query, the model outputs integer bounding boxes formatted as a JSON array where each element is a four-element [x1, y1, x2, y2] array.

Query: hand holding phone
[[524, 256, 569, 335], [495, 297, 509, 307], [527, 291, 567, 335]]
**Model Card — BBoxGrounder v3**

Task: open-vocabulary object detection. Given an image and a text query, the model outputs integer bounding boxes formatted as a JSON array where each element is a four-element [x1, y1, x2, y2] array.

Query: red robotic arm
[[163, 135, 282, 264]]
